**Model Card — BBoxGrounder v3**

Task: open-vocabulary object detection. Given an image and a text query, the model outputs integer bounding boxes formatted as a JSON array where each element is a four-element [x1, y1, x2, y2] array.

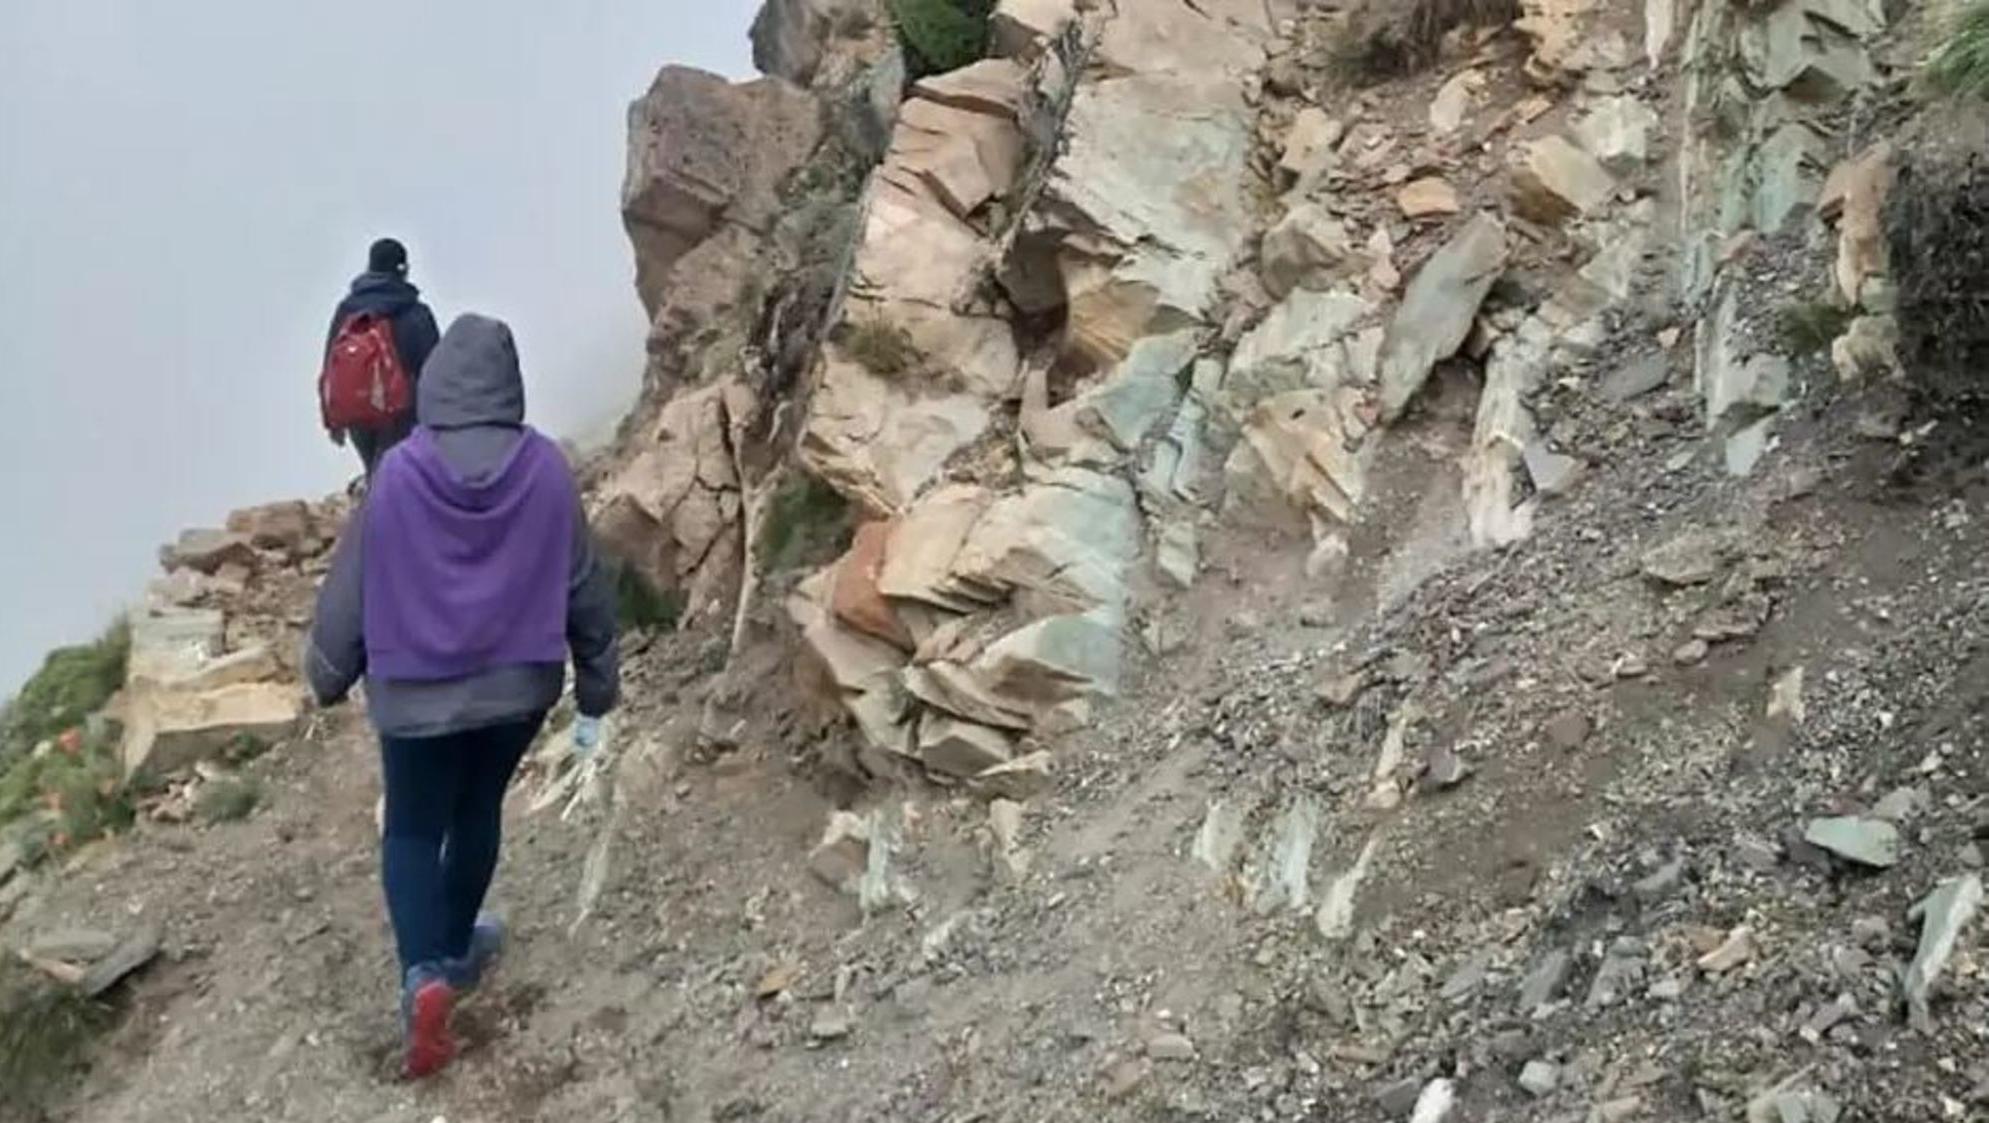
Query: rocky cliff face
[[594, 0, 1911, 792]]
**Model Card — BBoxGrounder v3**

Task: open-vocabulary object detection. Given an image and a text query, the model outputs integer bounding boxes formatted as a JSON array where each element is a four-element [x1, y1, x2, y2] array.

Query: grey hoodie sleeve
[[567, 504, 621, 718], [303, 515, 367, 706]]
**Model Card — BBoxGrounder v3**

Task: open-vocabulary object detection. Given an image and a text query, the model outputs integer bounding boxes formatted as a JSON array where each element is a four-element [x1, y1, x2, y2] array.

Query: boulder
[[1260, 204, 1356, 299], [1429, 71, 1480, 135], [1740, 0, 1879, 98], [594, 380, 751, 598], [878, 485, 997, 610], [1042, 71, 1255, 368], [160, 645, 279, 693], [749, 0, 860, 86], [161, 529, 256, 576], [1751, 122, 1830, 234], [1831, 314, 1900, 382], [990, 0, 1078, 58], [1378, 214, 1508, 420], [1697, 288, 1790, 424], [890, 94, 1025, 220], [830, 521, 912, 649], [1229, 289, 1376, 408], [1510, 137, 1615, 224], [1093, 0, 1263, 79], [919, 715, 1016, 777], [800, 354, 995, 513], [950, 470, 1142, 613], [1516, 0, 1604, 77], [622, 68, 822, 317], [1818, 142, 1892, 306], [1225, 387, 1371, 529], [912, 59, 1030, 119], [903, 663, 1035, 730], [806, 810, 872, 889], [126, 607, 226, 685], [972, 610, 1124, 707], [1279, 108, 1343, 183], [1573, 96, 1658, 174], [1071, 330, 1197, 452], [847, 162, 1020, 399], [121, 682, 302, 780], [226, 501, 315, 554], [789, 571, 907, 693]]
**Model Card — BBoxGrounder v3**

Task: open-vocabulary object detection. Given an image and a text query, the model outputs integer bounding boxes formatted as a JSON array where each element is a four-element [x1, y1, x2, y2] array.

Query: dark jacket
[[325, 272, 442, 427], [304, 314, 620, 737]]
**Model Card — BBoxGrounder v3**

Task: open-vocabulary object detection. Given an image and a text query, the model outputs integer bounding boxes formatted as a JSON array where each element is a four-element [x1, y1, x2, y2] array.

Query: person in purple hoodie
[[303, 313, 619, 1079]]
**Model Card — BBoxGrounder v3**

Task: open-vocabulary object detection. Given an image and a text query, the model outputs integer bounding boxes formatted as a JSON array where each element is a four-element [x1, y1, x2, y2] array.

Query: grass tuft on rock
[[0, 957, 110, 1114], [1927, 1, 1989, 99], [841, 318, 920, 379], [759, 473, 854, 575]]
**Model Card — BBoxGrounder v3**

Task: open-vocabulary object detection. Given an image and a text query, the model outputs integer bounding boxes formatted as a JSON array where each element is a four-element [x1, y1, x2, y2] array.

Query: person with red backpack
[[322, 238, 441, 476]]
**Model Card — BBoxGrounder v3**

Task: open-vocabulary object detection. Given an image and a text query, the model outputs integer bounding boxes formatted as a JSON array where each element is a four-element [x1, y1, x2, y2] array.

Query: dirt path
[[4, 388, 1981, 1123]]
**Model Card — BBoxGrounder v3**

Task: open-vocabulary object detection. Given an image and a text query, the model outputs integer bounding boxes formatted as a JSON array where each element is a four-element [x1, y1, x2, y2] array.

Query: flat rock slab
[[1804, 816, 1901, 868]]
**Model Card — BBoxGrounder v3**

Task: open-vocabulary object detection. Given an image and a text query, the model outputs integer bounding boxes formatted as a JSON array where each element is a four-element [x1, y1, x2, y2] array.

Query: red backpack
[[320, 312, 412, 430]]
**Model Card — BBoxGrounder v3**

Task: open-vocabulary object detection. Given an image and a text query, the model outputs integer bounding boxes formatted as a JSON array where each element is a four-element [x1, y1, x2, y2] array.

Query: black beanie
[[368, 237, 409, 275]]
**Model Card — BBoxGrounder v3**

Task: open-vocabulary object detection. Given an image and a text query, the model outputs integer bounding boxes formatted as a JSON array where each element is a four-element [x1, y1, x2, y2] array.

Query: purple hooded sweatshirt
[[362, 425, 575, 681]]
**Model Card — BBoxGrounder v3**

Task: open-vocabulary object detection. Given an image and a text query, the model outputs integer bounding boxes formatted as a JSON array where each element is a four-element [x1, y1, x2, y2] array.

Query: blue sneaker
[[400, 963, 457, 1080], [443, 913, 506, 991]]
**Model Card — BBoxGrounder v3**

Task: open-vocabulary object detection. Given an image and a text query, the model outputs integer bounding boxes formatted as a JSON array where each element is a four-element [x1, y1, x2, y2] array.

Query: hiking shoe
[[400, 964, 458, 1080], [443, 913, 506, 991]]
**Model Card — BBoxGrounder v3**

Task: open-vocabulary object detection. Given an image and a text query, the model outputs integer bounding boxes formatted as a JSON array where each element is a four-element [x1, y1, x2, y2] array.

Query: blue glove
[[573, 715, 603, 759]]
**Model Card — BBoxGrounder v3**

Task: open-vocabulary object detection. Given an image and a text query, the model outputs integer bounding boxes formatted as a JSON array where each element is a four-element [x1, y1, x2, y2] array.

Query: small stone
[[1614, 652, 1650, 679], [1375, 1076, 1424, 1116], [1903, 874, 1983, 1031], [1398, 177, 1462, 218], [1518, 948, 1572, 1011], [1524, 442, 1583, 496], [1633, 854, 1687, 901], [1424, 744, 1472, 790], [1102, 1057, 1149, 1099], [1642, 530, 1724, 587], [1962, 843, 1985, 870], [1440, 953, 1490, 1002], [1696, 926, 1756, 974], [1544, 712, 1591, 750], [1674, 639, 1710, 666], [1146, 1032, 1196, 1062], [1519, 1059, 1561, 1097], [1850, 916, 1891, 949], [1734, 834, 1782, 871], [809, 1008, 852, 1041], [1596, 1097, 1645, 1123], [1804, 816, 1901, 868], [1318, 671, 1369, 709], [1649, 975, 1687, 1001], [80, 925, 162, 997], [1871, 785, 1928, 823], [1586, 952, 1646, 1009], [1411, 1078, 1458, 1123]]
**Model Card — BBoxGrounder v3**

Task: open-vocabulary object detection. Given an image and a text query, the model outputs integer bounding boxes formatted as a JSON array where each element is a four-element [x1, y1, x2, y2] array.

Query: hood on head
[[348, 271, 420, 307], [418, 313, 526, 430]]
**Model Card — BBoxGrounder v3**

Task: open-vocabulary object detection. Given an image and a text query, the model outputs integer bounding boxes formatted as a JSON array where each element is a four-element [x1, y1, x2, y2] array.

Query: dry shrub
[[1333, 0, 1521, 84], [1886, 150, 1989, 404]]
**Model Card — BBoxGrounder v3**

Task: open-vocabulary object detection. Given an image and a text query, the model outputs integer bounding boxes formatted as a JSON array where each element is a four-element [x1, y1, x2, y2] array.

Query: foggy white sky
[[0, 1, 758, 694]]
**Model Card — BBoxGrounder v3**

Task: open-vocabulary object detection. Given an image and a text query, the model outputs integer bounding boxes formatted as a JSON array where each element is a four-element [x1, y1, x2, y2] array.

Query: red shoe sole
[[403, 980, 457, 1080]]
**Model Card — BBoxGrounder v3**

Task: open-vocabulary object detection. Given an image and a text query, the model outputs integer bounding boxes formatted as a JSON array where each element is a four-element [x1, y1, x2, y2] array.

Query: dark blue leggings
[[379, 715, 543, 974]]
